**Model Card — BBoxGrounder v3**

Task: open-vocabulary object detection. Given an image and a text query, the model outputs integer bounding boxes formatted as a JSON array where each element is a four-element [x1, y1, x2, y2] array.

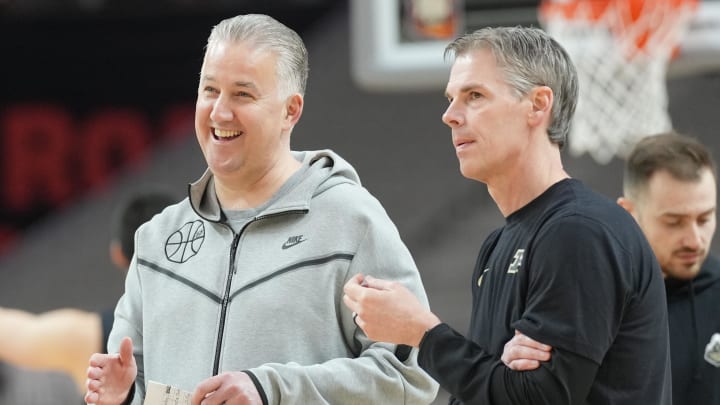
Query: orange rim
[[539, 0, 699, 51]]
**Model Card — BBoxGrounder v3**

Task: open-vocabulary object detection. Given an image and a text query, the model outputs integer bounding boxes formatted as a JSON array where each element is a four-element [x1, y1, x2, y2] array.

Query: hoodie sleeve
[[107, 250, 146, 405], [246, 189, 439, 405]]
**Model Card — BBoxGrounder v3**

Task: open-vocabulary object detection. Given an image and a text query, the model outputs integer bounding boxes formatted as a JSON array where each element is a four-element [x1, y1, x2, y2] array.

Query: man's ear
[[528, 86, 553, 127], [283, 93, 304, 130], [617, 196, 634, 215]]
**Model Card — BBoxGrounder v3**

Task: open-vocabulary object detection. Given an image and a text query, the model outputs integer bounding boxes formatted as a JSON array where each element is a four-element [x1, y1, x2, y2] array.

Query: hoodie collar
[[666, 255, 720, 297], [187, 150, 360, 223]]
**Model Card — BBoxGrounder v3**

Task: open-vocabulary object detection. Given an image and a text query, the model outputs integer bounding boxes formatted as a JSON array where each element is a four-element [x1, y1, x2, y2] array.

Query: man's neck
[[214, 155, 302, 210], [487, 144, 569, 217]]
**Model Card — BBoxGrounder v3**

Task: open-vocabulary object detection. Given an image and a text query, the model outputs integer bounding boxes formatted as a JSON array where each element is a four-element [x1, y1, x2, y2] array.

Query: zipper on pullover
[[211, 209, 307, 375], [213, 232, 241, 375]]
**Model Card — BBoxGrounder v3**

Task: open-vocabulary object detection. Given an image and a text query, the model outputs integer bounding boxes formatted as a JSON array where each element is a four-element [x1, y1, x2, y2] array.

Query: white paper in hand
[[144, 380, 191, 405]]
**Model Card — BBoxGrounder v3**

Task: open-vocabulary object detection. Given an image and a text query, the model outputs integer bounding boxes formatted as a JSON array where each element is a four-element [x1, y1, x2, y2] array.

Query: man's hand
[[501, 330, 553, 371], [342, 274, 441, 347], [191, 371, 262, 405], [85, 336, 137, 405]]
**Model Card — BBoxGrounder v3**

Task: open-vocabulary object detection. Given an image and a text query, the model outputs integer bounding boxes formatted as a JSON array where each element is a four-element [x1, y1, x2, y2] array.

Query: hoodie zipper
[[212, 232, 241, 375], [211, 209, 308, 375], [687, 280, 702, 389]]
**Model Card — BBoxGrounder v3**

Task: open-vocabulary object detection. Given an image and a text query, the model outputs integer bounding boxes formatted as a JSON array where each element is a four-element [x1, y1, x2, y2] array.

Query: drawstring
[[688, 280, 702, 384]]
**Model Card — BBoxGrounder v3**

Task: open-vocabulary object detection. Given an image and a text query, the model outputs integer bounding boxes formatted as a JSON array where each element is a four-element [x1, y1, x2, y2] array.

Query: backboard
[[351, 0, 720, 91]]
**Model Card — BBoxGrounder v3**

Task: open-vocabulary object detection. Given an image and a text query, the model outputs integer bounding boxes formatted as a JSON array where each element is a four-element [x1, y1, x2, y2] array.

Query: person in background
[[343, 25, 671, 404], [0, 361, 81, 405], [617, 132, 720, 405], [500, 132, 720, 404], [85, 14, 437, 405], [0, 190, 177, 394]]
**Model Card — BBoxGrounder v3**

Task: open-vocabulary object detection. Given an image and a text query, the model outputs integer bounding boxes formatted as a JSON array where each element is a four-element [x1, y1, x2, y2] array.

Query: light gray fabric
[[109, 149, 438, 404]]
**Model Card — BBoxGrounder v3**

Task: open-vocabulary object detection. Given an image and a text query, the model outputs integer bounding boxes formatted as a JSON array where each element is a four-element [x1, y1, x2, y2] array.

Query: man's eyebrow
[[460, 83, 487, 93], [445, 83, 487, 99], [233, 81, 257, 90], [661, 207, 716, 218], [199, 76, 258, 90]]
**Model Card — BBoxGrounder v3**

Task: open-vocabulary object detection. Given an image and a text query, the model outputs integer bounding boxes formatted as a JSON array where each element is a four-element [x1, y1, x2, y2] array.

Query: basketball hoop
[[539, 0, 699, 164], [403, 0, 462, 41]]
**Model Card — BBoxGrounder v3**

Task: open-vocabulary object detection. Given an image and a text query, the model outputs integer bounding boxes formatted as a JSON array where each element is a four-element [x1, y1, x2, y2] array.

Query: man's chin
[[664, 264, 702, 281]]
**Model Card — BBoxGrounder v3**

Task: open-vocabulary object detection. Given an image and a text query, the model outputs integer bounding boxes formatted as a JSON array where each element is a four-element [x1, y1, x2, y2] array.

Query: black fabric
[[418, 179, 672, 404], [122, 383, 135, 405], [666, 255, 720, 405], [419, 324, 598, 405], [394, 344, 412, 362]]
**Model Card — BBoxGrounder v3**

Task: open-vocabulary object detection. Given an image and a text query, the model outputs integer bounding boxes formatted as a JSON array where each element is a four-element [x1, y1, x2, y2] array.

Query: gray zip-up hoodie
[[109, 150, 439, 404]]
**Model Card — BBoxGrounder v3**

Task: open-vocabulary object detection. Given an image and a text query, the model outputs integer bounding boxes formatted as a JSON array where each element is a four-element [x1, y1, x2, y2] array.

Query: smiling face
[[632, 168, 717, 280], [442, 48, 533, 184], [195, 40, 301, 182]]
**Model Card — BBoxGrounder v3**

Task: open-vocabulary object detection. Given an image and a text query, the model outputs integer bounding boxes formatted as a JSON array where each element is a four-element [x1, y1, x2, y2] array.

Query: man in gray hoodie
[[84, 13, 437, 405]]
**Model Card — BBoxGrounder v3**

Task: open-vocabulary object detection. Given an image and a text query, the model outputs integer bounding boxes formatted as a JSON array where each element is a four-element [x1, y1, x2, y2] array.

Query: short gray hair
[[445, 26, 578, 148], [206, 14, 309, 97]]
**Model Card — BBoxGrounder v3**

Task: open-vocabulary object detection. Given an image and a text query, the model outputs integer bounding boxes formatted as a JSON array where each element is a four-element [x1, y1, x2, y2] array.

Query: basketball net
[[539, 0, 699, 164]]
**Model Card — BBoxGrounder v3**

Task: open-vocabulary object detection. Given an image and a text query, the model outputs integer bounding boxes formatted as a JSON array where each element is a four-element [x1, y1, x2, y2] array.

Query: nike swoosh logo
[[478, 268, 490, 287], [282, 239, 306, 249]]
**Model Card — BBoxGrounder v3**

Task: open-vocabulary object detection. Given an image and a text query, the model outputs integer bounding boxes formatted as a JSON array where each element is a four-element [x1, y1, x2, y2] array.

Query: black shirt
[[418, 179, 672, 404], [667, 255, 720, 405]]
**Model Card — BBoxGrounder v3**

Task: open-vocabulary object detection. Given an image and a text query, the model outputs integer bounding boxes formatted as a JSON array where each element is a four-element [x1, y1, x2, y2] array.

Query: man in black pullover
[[497, 132, 720, 404], [617, 132, 720, 405], [344, 26, 672, 404]]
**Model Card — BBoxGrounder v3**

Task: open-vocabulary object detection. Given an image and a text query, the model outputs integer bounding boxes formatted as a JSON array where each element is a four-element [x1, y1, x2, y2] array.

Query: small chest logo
[[704, 333, 720, 367], [507, 249, 525, 274], [282, 235, 306, 250]]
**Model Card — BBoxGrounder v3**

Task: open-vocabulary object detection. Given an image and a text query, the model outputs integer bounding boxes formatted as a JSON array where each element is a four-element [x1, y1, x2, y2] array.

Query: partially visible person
[[344, 25, 671, 404], [617, 132, 720, 405], [503, 132, 720, 402], [0, 361, 82, 405], [0, 190, 177, 394], [502, 132, 720, 403], [85, 14, 437, 405]]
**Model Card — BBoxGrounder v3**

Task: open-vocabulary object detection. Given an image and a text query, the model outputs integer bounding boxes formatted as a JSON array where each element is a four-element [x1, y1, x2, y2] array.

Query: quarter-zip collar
[[188, 150, 361, 223]]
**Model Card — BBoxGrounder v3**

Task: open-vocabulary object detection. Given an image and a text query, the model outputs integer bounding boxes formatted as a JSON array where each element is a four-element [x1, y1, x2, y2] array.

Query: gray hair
[[445, 26, 578, 148], [206, 14, 309, 97]]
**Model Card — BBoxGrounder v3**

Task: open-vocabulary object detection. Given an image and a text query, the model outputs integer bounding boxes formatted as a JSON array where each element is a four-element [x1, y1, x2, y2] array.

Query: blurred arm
[[0, 306, 102, 391]]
